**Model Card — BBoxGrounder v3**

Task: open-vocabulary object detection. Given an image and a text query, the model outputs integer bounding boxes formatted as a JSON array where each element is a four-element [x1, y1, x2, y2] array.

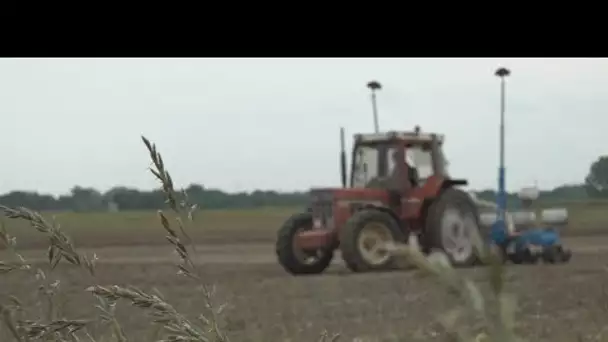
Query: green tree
[[70, 186, 104, 212], [585, 156, 608, 198]]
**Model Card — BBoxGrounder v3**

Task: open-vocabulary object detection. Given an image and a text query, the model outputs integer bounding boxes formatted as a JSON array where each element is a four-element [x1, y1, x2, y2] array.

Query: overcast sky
[[0, 58, 605, 195]]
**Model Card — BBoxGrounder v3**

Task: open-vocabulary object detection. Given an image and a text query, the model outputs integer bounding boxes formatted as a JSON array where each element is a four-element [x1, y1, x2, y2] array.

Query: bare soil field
[[4, 236, 608, 342]]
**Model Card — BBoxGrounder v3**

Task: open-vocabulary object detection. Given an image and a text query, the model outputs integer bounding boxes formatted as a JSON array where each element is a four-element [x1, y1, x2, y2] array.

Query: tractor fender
[[441, 178, 468, 189], [414, 177, 471, 225], [423, 177, 469, 203], [417, 176, 468, 201], [427, 178, 469, 202], [430, 179, 475, 214]]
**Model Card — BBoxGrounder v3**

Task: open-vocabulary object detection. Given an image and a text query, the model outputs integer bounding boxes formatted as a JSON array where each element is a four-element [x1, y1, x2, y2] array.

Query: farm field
[[6, 201, 608, 250], [3, 238, 608, 341], [3, 205, 608, 341]]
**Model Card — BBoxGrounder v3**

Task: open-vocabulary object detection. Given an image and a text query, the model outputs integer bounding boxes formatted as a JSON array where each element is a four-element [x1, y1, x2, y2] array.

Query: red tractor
[[275, 127, 484, 274]]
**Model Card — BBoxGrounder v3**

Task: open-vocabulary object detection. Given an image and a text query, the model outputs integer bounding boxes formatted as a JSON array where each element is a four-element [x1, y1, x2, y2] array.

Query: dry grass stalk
[[0, 260, 30, 274], [0, 213, 98, 342], [142, 135, 228, 342], [0, 278, 92, 342], [17, 318, 89, 340], [87, 285, 207, 342], [0, 198, 121, 341], [141, 136, 197, 245], [0, 221, 30, 274], [0, 206, 97, 277]]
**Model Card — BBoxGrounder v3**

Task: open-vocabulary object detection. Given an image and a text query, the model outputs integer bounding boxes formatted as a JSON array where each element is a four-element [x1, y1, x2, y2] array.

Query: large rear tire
[[339, 209, 406, 272], [425, 188, 483, 267], [275, 212, 334, 275]]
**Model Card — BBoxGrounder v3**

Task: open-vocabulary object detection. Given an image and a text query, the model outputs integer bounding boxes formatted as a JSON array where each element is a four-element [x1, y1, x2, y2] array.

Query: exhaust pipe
[[340, 127, 347, 188]]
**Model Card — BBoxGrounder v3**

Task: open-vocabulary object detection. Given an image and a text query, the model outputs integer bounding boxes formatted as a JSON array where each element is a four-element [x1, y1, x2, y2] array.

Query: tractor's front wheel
[[339, 209, 406, 272], [275, 212, 334, 275], [425, 188, 483, 267]]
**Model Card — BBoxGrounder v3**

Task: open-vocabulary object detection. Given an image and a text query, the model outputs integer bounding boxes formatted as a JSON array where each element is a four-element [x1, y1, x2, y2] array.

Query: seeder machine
[[486, 67, 572, 264]]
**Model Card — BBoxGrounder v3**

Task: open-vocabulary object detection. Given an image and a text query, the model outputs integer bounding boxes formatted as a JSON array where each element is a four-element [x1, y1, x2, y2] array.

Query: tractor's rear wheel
[[339, 209, 406, 272], [275, 212, 334, 275], [425, 188, 483, 267]]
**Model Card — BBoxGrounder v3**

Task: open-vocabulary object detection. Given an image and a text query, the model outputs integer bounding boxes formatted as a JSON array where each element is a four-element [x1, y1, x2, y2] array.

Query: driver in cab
[[392, 150, 419, 188], [367, 150, 419, 189]]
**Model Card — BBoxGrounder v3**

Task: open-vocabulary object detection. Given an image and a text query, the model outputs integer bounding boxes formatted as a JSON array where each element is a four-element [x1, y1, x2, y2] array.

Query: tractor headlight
[[309, 190, 334, 230]]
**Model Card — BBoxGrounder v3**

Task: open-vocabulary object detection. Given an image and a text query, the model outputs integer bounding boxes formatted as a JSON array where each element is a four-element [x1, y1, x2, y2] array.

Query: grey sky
[[1, 58, 606, 195]]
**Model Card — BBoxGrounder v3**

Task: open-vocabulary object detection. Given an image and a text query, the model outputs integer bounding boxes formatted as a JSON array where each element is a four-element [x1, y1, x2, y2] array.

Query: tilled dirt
[[2, 236, 608, 342]]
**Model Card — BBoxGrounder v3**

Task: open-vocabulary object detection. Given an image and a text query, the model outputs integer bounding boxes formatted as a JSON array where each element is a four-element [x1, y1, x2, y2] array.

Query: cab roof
[[354, 130, 445, 144]]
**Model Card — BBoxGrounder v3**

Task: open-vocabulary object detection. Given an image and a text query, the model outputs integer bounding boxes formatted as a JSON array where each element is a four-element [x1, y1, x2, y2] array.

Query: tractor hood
[[309, 188, 336, 203], [309, 187, 389, 202]]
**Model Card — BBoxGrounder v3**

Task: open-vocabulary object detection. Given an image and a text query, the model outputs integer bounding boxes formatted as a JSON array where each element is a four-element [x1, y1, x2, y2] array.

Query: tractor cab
[[348, 127, 449, 192], [326, 126, 464, 226]]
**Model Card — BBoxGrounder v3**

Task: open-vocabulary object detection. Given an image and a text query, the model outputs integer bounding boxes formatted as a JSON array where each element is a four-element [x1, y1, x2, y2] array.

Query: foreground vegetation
[[0, 136, 596, 341]]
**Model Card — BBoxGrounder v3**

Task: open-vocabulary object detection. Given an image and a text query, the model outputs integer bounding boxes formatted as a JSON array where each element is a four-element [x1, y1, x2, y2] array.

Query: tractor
[[275, 127, 485, 274]]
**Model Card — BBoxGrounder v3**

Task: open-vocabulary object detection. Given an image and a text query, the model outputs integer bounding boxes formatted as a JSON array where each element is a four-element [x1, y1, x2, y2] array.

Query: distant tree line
[[2, 156, 607, 212], [0, 184, 309, 212], [0, 183, 599, 212]]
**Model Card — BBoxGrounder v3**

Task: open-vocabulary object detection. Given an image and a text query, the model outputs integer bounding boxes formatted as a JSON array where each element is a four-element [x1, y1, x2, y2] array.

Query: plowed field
[[3, 236, 608, 341]]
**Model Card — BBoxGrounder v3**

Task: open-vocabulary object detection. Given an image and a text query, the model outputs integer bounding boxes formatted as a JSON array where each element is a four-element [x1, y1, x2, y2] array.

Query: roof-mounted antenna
[[366, 80, 382, 133]]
